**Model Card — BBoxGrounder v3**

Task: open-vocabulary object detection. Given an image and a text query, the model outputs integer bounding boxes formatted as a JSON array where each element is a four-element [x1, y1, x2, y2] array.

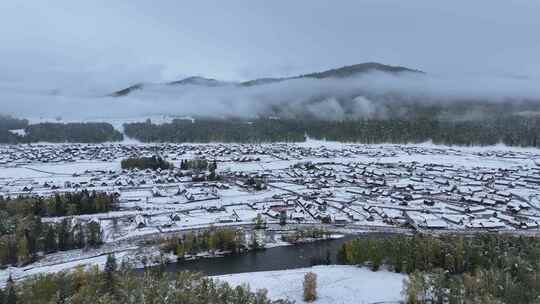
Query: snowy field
[[215, 265, 406, 304]]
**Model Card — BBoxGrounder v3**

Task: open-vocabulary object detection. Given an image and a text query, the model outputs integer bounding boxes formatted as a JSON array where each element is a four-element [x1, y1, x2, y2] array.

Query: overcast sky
[[1, 0, 539, 94]]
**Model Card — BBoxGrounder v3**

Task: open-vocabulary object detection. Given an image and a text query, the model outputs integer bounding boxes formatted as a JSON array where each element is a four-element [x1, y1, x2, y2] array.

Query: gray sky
[[1, 0, 539, 95]]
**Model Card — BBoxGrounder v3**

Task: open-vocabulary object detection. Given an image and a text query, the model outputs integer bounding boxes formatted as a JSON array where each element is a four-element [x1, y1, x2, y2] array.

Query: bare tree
[[303, 272, 317, 302]]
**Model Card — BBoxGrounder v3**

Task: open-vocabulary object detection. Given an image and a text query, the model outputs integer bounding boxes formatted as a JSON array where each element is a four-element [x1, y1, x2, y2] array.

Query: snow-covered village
[[4, 2, 540, 302], [1, 141, 540, 302]]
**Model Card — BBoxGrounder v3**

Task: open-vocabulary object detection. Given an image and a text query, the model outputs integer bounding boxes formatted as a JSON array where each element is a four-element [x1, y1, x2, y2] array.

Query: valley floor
[[1, 140, 540, 286]]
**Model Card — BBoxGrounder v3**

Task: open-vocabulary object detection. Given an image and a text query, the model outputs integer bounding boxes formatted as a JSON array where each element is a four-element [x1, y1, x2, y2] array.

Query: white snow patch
[[8, 129, 26, 136], [214, 265, 406, 304]]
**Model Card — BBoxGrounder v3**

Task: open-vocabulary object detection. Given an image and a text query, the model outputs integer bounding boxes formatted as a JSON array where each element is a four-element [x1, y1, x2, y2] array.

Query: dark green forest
[[0, 191, 115, 266], [124, 115, 540, 147], [0, 115, 28, 144], [0, 215, 103, 266], [0, 115, 123, 143], [0, 261, 293, 304], [3, 102, 540, 146], [0, 190, 118, 218], [338, 234, 540, 304], [23, 122, 123, 143], [124, 118, 306, 143], [0, 115, 28, 130]]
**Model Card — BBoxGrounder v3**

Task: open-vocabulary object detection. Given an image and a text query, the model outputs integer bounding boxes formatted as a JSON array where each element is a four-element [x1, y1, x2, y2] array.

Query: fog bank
[[2, 72, 540, 121]]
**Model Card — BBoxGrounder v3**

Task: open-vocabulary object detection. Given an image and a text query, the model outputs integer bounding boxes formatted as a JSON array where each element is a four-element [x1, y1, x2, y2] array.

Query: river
[[145, 235, 363, 276]]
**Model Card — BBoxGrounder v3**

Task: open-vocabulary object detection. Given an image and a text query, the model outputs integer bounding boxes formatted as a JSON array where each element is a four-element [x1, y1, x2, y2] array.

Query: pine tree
[[55, 272, 70, 304], [176, 243, 185, 261], [26, 217, 42, 259], [209, 160, 217, 171], [16, 236, 29, 266], [57, 219, 70, 251], [111, 217, 120, 238], [0, 237, 10, 266], [104, 254, 117, 295], [208, 169, 216, 181], [44, 225, 57, 253], [5, 276, 17, 304], [249, 231, 260, 250], [87, 222, 102, 247], [75, 224, 85, 249]]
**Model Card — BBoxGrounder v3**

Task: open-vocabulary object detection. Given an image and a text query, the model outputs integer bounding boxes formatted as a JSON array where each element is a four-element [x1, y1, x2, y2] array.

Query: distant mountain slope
[[110, 83, 144, 97], [109, 62, 422, 96], [239, 77, 282, 87], [299, 62, 422, 79], [167, 76, 229, 87], [241, 62, 422, 86]]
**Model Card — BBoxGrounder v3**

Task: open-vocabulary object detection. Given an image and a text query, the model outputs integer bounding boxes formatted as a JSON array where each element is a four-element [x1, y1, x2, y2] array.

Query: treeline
[[123, 118, 306, 142], [160, 228, 243, 260], [338, 234, 540, 303], [0, 115, 28, 144], [0, 114, 123, 143], [5, 113, 540, 146], [0, 115, 28, 130], [1, 259, 292, 304], [0, 130, 20, 145], [123, 116, 540, 147], [0, 190, 118, 218], [0, 215, 102, 266], [308, 116, 540, 146], [121, 156, 173, 170], [0, 191, 112, 266], [23, 122, 123, 143]]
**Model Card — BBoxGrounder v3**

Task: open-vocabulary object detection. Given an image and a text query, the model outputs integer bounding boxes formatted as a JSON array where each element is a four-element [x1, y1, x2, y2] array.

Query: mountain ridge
[[110, 62, 422, 97]]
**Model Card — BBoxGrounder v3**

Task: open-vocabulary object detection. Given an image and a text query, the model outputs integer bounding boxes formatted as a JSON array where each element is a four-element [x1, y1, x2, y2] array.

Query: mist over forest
[[2, 64, 540, 122]]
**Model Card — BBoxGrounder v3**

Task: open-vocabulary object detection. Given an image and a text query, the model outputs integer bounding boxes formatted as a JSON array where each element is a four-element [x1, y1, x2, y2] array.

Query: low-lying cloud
[[2, 72, 540, 121]]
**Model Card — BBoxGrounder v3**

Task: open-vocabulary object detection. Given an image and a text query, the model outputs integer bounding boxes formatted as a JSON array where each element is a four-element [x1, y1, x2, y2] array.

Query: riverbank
[[0, 232, 378, 286]]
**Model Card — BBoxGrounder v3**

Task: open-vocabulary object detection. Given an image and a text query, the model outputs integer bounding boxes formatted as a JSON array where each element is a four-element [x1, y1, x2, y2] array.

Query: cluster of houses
[[1, 143, 540, 236], [237, 156, 540, 232]]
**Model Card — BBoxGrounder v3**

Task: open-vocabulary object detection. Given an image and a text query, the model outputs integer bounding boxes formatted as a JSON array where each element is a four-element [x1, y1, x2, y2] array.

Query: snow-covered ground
[[2, 141, 540, 285], [214, 265, 406, 304]]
